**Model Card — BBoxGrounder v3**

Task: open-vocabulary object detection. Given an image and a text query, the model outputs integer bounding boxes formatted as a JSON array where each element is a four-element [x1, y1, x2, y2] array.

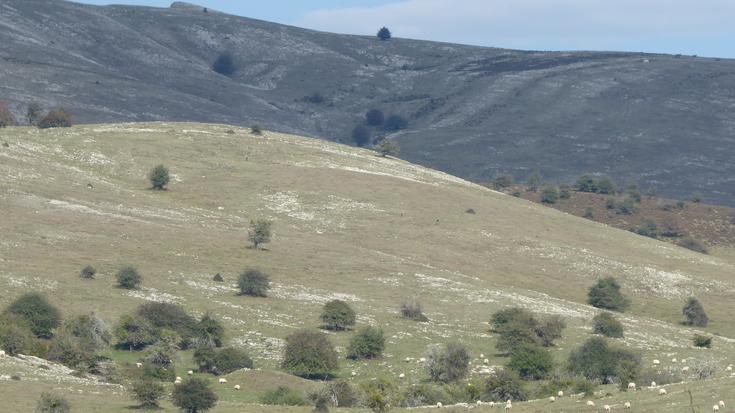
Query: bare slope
[[1, 0, 735, 205], [0, 123, 734, 411]]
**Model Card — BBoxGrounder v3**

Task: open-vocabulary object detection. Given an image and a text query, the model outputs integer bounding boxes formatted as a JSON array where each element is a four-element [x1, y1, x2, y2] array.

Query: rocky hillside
[[1, 0, 734, 205]]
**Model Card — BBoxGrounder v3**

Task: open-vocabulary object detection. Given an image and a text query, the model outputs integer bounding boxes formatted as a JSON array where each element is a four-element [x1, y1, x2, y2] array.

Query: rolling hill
[[0, 122, 734, 412], [1, 0, 735, 205]]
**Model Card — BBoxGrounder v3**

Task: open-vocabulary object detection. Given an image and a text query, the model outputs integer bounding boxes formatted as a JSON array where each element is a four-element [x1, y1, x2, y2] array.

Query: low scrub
[[261, 386, 308, 406]]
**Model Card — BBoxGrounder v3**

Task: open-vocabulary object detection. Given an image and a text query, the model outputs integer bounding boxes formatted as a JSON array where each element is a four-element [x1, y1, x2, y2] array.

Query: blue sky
[[75, 0, 734, 58]]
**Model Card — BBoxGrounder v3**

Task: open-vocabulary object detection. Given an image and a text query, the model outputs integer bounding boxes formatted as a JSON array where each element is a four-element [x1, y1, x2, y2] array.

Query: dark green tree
[[682, 297, 708, 326], [212, 52, 236, 76], [575, 174, 598, 193], [281, 330, 338, 379], [383, 114, 407, 131], [116, 266, 142, 289], [238, 268, 271, 297], [377, 27, 392, 40], [193, 313, 225, 348], [131, 379, 165, 409], [365, 109, 385, 126], [506, 343, 554, 380], [526, 170, 542, 192], [148, 165, 170, 190], [347, 326, 385, 359], [26, 102, 43, 126], [248, 219, 272, 249], [541, 186, 559, 204], [352, 125, 371, 147], [4, 292, 61, 339], [587, 277, 630, 312], [320, 300, 356, 331], [483, 369, 527, 402], [37, 108, 72, 129], [172, 377, 218, 413], [592, 312, 624, 338], [80, 265, 96, 279], [426, 342, 470, 383]]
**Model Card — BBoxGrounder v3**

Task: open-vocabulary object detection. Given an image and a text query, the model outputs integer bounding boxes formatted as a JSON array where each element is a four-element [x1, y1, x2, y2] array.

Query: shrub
[[35, 392, 70, 413], [0, 101, 17, 127], [541, 186, 559, 204], [360, 378, 399, 413], [352, 125, 371, 147], [682, 297, 708, 326], [692, 334, 712, 348], [4, 292, 61, 338], [366, 109, 385, 126], [347, 326, 385, 359], [506, 343, 554, 380], [596, 177, 617, 194], [526, 170, 542, 192], [491, 308, 564, 353], [248, 219, 272, 249], [383, 114, 408, 131], [320, 300, 356, 331], [376, 139, 399, 157], [260, 385, 308, 406], [400, 298, 428, 322], [0, 315, 36, 356], [678, 238, 708, 254], [212, 273, 224, 282], [592, 312, 624, 338], [426, 342, 470, 383], [583, 207, 595, 218], [568, 337, 640, 384], [575, 175, 598, 192], [639, 368, 681, 386], [572, 378, 597, 396], [238, 268, 271, 297], [26, 102, 43, 126], [37, 108, 72, 129], [80, 265, 96, 279], [535, 316, 566, 347], [691, 192, 703, 203], [483, 369, 527, 402], [114, 314, 157, 350], [377, 27, 392, 40], [212, 52, 236, 76], [251, 124, 263, 135], [136, 302, 196, 340], [192, 313, 225, 348], [493, 175, 514, 190], [559, 185, 571, 199], [172, 378, 218, 413], [193, 345, 216, 373], [116, 266, 141, 289], [324, 380, 356, 407], [304, 93, 325, 104], [131, 379, 165, 408], [282, 330, 338, 379], [148, 164, 170, 190], [47, 329, 98, 369], [309, 388, 331, 413], [210, 347, 253, 375], [402, 384, 450, 407], [636, 219, 659, 238], [587, 277, 630, 312]]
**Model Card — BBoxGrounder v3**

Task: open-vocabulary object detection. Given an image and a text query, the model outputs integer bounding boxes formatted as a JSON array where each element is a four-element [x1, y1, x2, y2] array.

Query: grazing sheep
[[483, 358, 490, 365], [419, 357, 427, 363], [175, 376, 182, 382], [713, 405, 719, 412], [489, 401, 495, 407], [587, 400, 595, 406], [727, 366, 733, 372], [549, 396, 556, 402], [476, 400, 483, 405], [624, 402, 631, 409], [558, 391, 564, 397], [219, 378, 227, 384], [658, 388, 667, 395], [174, 380, 182, 385], [480, 353, 485, 358], [627, 382, 636, 390], [505, 402, 512, 410], [234, 385, 240, 390], [604, 405, 611, 412], [682, 366, 689, 372], [671, 358, 677, 363], [436, 402, 442, 408], [0, 350, 5, 357], [187, 370, 193, 375], [351, 371, 357, 377], [653, 359, 660, 365], [650, 381, 656, 387], [135, 362, 142, 368], [719, 401, 725, 407], [398, 373, 405, 379]]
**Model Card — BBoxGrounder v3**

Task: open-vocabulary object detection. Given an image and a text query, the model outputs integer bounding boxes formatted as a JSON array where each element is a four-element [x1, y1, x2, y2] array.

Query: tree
[[365, 109, 385, 126], [376, 139, 399, 157], [587, 277, 630, 312], [506, 343, 554, 380], [238, 268, 271, 297], [4, 292, 61, 339], [596, 177, 617, 194], [526, 170, 542, 192], [0, 101, 17, 127], [352, 125, 371, 147], [114, 314, 157, 350], [483, 369, 527, 402], [148, 164, 170, 190], [491, 308, 565, 353], [383, 114, 407, 131], [0, 315, 36, 356], [636, 219, 659, 238], [377, 27, 392, 41], [400, 298, 428, 322], [347, 326, 385, 359], [568, 337, 640, 384], [540, 186, 559, 204], [172, 378, 218, 413], [209, 347, 253, 375], [192, 313, 225, 348], [37, 108, 72, 129], [251, 124, 263, 135], [136, 302, 197, 342], [35, 392, 70, 413], [260, 385, 308, 406], [592, 312, 624, 338], [116, 266, 142, 289], [80, 265, 96, 279], [131, 379, 165, 409], [26, 102, 43, 126], [212, 52, 236, 76], [534, 316, 566, 347], [320, 300, 356, 331], [426, 342, 470, 383], [682, 297, 708, 327], [575, 174, 598, 193], [248, 219, 272, 249], [281, 330, 338, 379], [692, 334, 712, 348]]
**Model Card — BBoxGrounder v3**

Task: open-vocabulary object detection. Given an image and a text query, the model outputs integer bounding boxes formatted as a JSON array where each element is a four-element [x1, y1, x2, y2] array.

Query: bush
[[0, 315, 36, 356], [678, 238, 708, 254], [4, 292, 61, 339], [251, 124, 263, 135], [48, 313, 111, 370], [26, 102, 42, 126], [212, 52, 236, 76], [526, 170, 542, 192], [37, 108, 72, 129], [116, 266, 141, 289], [360, 378, 399, 413], [493, 175, 514, 190], [80, 265, 96, 279], [568, 337, 640, 384], [534, 316, 566, 347], [0, 101, 17, 127], [572, 378, 597, 396], [559, 185, 571, 199], [587, 277, 630, 312], [491, 308, 565, 353], [248, 219, 272, 249], [172, 378, 218, 412], [136, 302, 197, 341], [636, 219, 659, 238], [402, 384, 450, 407], [347, 326, 385, 359], [131, 379, 165, 408], [365, 109, 385, 126], [304, 93, 325, 104], [192, 313, 225, 348], [261, 385, 308, 406], [377, 27, 392, 40], [692, 334, 712, 348], [483, 369, 527, 402], [114, 314, 157, 350], [383, 114, 408, 131], [352, 125, 371, 147], [592, 312, 624, 338], [210, 347, 253, 375], [682, 297, 708, 327], [321, 300, 356, 331], [148, 164, 170, 190], [506, 343, 554, 380], [212, 273, 224, 282], [639, 368, 681, 386], [238, 268, 270, 297], [282, 330, 338, 379], [426, 342, 470, 383], [596, 177, 617, 194], [35, 392, 70, 413], [575, 175, 598, 193], [400, 298, 428, 322], [376, 139, 399, 157], [583, 207, 595, 218], [541, 186, 559, 204], [324, 380, 356, 407]]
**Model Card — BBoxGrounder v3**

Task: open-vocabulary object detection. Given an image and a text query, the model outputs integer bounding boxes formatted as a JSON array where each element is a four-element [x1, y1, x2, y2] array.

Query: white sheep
[[0, 350, 5, 357], [351, 371, 357, 377], [587, 400, 595, 406], [713, 405, 719, 412], [489, 401, 495, 407], [234, 384, 240, 390], [727, 366, 733, 372], [135, 362, 142, 368], [659, 388, 667, 395], [604, 405, 611, 412], [480, 353, 485, 358], [650, 381, 657, 387], [627, 382, 636, 390], [557, 390, 564, 397], [671, 358, 677, 363], [476, 400, 483, 406], [174, 380, 182, 385], [719, 401, 725, 407], [483, 358, 490, 365], [219, 378, 227, 384], [624, 402, 631, 409], [436, 402, 442, 408], [398, 373, 405, 379], [175, 376, 182, 382], [653, 359, 660, 365], [505, 402, 512, 410], [419, 357, 427, 363], [549, 396, 555, 402], [187, 370, 194, 375], [681, 366, 689, 372]]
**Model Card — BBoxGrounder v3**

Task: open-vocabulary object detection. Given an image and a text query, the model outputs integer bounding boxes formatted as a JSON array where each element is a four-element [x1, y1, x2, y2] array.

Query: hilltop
[[1, 0, 735, 205], [0, 123, 734, 412]]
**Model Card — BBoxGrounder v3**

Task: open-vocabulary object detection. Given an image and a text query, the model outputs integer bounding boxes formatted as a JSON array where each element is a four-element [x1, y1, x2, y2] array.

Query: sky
[[75, 0, 734, 58]]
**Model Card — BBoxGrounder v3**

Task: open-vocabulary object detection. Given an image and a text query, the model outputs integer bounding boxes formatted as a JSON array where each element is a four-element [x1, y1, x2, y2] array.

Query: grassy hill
[[1, 0, 735, 205], [0, 123, 734, 412]]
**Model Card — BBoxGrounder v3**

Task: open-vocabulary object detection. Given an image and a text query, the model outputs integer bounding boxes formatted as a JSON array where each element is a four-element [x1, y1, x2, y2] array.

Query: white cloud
[[297, 0, 735, 56]]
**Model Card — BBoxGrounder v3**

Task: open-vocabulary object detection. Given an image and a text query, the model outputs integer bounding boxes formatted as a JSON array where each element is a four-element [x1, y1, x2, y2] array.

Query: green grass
[[0, 123, 734, 412]]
